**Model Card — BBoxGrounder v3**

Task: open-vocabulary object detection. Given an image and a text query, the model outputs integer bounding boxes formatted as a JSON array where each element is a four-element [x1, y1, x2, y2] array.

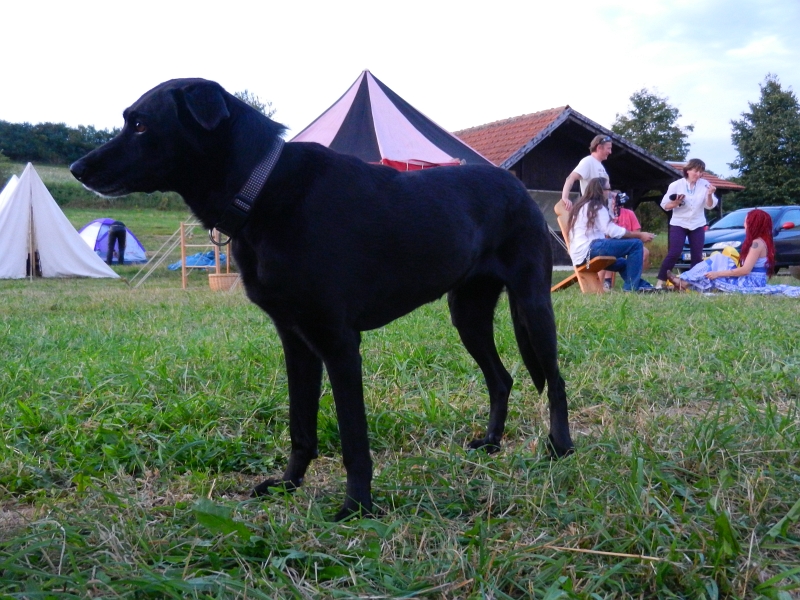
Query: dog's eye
[[133, 121, 147, 134]]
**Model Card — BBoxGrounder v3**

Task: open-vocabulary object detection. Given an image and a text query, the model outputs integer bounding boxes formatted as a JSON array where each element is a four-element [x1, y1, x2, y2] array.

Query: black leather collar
[[213, 137, 285, 237]]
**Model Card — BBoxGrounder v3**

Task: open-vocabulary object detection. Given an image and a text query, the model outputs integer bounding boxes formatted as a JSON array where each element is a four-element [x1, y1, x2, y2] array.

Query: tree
[[0, 120, 118, 164], [234, 90, 276, 118], [728, 74, 800, 208], [612, 89, 694, 161], [0, 150, 15, 183]]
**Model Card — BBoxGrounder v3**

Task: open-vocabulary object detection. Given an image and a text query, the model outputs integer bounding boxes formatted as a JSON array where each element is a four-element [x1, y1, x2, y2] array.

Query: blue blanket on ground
[[168, 251, 226, 271]]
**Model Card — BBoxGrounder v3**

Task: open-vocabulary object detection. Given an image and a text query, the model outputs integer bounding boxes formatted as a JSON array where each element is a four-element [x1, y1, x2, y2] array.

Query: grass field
[[1, 204, 799, 598]]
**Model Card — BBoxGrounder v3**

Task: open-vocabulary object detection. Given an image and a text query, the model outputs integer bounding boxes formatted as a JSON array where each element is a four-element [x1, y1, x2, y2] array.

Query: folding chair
[[551, 203, 616, 294]]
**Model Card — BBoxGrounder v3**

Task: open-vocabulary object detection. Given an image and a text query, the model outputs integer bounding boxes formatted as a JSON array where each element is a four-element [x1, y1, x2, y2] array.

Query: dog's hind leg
[[448, 278, 513, 452], [252, 328, 322, 497], [506, 289, 574, 458]]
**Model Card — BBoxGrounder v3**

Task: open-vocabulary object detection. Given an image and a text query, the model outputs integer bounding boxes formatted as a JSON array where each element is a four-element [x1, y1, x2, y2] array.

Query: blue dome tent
[[78, 218, 147, 264]]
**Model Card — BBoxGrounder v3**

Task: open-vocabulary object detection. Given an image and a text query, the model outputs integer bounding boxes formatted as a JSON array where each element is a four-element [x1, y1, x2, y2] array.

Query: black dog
[[71, 78, 573, 520]]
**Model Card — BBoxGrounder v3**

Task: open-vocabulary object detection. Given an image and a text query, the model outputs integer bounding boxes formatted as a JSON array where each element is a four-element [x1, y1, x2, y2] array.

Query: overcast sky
[[2, 0, 797, 177]]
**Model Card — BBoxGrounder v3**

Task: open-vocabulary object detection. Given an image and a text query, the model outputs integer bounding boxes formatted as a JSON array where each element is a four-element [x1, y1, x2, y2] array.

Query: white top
[[573, 155, 609, 195], [569, 203, 627, 266], [660, 177, 719, 230]]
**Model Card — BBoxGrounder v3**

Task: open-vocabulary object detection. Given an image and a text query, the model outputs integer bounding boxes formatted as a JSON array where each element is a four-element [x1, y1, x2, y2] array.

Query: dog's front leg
[[319, 330, 373, 521], [252, 328, 322, 497]]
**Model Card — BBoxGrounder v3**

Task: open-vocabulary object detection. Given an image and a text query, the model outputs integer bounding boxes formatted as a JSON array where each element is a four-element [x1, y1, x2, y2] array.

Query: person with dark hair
[[567, 178, 655, 292], [106, 220, 127, 265], [559, 134, 613, 212], [600, 190, 652, 289], [656, 158, 718, 289], [611, 190, 651, 267], [668, 209, 799, 296]]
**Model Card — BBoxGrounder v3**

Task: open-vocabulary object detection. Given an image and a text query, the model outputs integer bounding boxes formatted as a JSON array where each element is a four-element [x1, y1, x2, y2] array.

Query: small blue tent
[[78, 218, 147, 264]]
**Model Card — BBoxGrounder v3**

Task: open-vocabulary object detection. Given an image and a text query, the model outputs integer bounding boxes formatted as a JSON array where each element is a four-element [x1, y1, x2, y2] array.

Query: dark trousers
[[107, 228, 127, 265], [657, 224, 705, 280]]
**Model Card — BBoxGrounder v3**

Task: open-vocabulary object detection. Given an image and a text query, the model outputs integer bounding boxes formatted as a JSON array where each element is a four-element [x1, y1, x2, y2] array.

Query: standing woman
[[656, 158, 718, 289]]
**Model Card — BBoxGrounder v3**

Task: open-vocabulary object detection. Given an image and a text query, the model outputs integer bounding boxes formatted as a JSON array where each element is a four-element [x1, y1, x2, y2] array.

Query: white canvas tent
[[0, 174, 19, 210], [0, 164, 118, 279]]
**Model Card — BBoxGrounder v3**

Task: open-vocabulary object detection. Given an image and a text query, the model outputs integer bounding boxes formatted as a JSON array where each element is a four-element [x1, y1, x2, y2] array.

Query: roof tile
[[667, 162, 745, 191], [454, 108, 568, 166]]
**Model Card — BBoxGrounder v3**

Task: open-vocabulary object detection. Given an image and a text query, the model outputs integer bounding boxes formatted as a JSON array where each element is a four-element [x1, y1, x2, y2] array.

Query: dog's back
[[243, 142, 552, 330]]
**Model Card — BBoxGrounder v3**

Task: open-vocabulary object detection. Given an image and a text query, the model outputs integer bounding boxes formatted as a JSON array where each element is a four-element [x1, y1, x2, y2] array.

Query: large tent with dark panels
[[291, 70, 491, 170]]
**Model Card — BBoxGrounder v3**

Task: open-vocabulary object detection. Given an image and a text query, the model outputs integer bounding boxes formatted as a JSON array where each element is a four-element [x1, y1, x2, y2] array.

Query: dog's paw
[[251, 478, 301, 498], [467, 437, 502, 454], [546, 433, 575, 459]]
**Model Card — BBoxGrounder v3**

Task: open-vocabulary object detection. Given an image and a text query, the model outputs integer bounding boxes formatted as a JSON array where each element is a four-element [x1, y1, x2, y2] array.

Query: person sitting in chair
[[567, 178, 655, 292]]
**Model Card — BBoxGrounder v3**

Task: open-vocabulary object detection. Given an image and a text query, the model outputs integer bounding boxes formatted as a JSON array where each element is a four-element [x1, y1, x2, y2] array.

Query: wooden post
[[213, 229, 221, 274], [180, 222, 187, 289]]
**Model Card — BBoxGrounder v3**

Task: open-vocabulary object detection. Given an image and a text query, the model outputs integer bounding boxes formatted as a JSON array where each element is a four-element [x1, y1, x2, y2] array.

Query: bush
[[0, 151, 14, 185], [47, 181, 185, 210], [0, 161, 186, 210], [635, 198, 669, 233]]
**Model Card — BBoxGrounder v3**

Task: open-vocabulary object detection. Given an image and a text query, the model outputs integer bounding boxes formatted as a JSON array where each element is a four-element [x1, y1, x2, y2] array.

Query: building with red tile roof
[[455, 108, 569, 168], [454, 107, 744, 263], [455, 107, 685, 199], [455, 108, 745, 199]]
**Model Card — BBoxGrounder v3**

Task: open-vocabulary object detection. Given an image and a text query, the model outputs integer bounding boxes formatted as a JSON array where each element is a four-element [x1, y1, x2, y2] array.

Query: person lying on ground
[[668, 209, 800, 297]]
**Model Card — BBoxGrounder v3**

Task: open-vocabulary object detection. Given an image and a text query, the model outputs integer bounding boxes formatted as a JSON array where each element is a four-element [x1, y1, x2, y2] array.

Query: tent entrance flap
[[28, 204, 36, 279]]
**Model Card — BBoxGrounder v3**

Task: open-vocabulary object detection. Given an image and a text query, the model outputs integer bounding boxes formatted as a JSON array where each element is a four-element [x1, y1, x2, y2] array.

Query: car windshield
[[710, 207, 782, 230]]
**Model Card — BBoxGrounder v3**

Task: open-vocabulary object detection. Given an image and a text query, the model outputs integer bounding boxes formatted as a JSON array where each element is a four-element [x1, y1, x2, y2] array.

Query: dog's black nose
[[70, 160, 86, 181]]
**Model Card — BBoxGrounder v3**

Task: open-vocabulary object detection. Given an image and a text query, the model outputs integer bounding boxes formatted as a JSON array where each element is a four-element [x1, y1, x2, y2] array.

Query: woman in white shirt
[[656, 158, 718, 288], [567, 178, 655, 291]]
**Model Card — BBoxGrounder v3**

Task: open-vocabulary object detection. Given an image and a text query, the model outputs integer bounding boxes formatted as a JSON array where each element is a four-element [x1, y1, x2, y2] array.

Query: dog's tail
[[507, 293, 548, 393], [507, 288, 573, 456]]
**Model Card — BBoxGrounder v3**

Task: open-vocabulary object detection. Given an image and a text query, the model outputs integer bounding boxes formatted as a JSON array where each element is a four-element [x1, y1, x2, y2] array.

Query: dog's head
[[70, 78, 273, 199]]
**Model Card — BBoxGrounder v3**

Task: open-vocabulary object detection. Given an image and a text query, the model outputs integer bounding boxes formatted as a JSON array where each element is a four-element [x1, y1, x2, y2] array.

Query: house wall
[[516, 136, 586, 191]]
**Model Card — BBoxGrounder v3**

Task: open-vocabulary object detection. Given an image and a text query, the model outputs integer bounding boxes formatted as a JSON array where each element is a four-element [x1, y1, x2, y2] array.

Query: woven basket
[[208, 273, 240, 291]]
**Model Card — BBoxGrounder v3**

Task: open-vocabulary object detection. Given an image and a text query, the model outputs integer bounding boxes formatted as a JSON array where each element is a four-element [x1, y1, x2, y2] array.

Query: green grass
[[1, 210, 799, 598]]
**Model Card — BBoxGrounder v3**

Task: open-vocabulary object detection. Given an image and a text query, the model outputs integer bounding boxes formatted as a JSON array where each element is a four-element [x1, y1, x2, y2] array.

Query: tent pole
[[29, 205, 35, 281]]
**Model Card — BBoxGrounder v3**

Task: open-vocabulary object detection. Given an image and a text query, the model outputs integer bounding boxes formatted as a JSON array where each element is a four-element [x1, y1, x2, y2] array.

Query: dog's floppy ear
[[180, 82, 231, 130]]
